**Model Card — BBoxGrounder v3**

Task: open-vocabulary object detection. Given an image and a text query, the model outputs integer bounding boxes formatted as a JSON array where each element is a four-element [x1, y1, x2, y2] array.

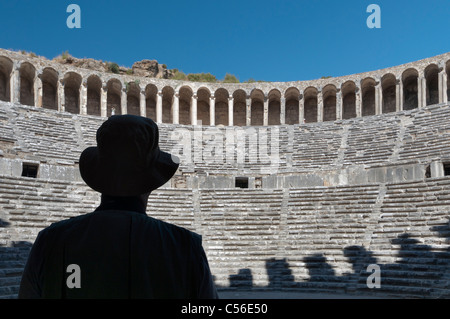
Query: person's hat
[[79, 115, 179, 196]]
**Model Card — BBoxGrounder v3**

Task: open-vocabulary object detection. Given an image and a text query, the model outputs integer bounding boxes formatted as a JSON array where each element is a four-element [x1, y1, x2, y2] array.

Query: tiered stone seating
[[0, 106, 15, 145], [0, 246, 30, 298], [399, 105, 450, 162], [0, 175, 99, 245], [284, 184, 380, 293], [0, 175, 99, 298], [291, 123, 342, 170], [2, 99, 450, 298], [372, 178, 450, 297], [1, 175, 449, 298], [147, 188, 195, 232], [12, 106, 83, 162], [198, 189, 284, 287], [2, 101, 450, 174], [77, 114, 105, 148], [343, 116, 400, 167]]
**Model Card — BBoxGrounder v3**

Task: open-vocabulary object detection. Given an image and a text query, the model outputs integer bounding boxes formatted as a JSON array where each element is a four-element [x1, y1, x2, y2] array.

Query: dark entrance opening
[[235, 177, 249, 189], [22, 163, 39, 178]]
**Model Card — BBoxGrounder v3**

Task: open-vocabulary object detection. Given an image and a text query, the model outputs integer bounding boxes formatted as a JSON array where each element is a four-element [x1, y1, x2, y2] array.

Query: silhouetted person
[[19, 115, 218, 299]]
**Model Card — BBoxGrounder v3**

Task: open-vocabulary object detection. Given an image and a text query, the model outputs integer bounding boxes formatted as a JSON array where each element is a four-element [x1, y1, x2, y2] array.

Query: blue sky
[[0, 0, 449, 82]]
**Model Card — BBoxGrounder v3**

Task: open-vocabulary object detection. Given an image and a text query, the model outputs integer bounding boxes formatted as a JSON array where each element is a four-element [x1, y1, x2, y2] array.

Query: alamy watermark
[[169, 121, 281, 175], [66, 264, 81, 289], [66, 4, 380, 30], [66, 4, 81, 29], [367, 4, 381, 29], [366, 264, 381, 289]]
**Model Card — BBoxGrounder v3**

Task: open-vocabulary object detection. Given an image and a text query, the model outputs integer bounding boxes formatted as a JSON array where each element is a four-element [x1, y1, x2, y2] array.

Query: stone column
[[140, 90, 146, 118], [10, 63, 20, 103], [439, 69, 448, 104], [443, 71, 448, 103], [263, 96, 269, 126], [418, 76, 426, 108], [172, 91, 179, 124], [317, 90, 323, 122], [246, 96, 251, 126], [191, 93, 198, 125], [356, 86, 362, 117], [210, 94, 215, 126], [299, 92, 305, 124], [156, 90, 163, 123], [58, 79, 65, 112], [228, 96, 234, 126], [375, 82, 381, 115], [34, 74, 43, 108], [121, 87, 127, 115], [80, 80, 87, 115], [396, 79, 403, 112], [336, 90, 342, 120], [280, 97, 286, 125], [101, 85, 107, 117]]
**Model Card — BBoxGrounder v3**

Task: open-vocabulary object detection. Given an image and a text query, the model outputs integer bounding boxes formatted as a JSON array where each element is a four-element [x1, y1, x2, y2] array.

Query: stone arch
[[341, 81, 356, 119], [63, 72, 81, 114], [285, 87, 299, 125], [214, 88, 229, 126], [304, 87, 318, 123], [41, 67, 58, 110], [86, 74, 102, 116], [322, 84, 337, 122], [268, 89, 281, 125], [233, 89, 247, 127], [126, 81, 141, 116], [361, 77, 376, 116], [402, 68, 419, 110], [162, 86, 174, 124], [145, 84, 157, 121], [106, 78, 122, 116], [381, 73, 396, 113], [197, 87, 210, 126], [424, 64, 439, 106], [0, 56, 13, 102], [250, 89, 264, 126], [19, 62, 36, 106], [179, 86, 193, 125]]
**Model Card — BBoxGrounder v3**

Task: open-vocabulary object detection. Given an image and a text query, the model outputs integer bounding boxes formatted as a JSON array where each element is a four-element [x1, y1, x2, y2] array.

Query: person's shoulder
[[38, 212, 94, 238], [146, 215, 202, 244]]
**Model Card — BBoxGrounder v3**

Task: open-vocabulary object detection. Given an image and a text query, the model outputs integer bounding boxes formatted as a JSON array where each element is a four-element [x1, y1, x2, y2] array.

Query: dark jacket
[[18, 196, 218, 299]]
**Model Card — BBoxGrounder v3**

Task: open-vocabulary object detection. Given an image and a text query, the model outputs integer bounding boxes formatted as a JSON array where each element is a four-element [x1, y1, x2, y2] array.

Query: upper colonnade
[[0, 48, 449, 126]]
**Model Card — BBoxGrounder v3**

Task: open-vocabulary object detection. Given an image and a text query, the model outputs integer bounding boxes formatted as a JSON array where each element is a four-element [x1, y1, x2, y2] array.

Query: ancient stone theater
[[0, 48, 449, 298]]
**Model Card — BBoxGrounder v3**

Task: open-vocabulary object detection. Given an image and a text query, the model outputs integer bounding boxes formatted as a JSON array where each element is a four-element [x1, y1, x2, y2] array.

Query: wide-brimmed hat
[[79, 115, 179, 196]]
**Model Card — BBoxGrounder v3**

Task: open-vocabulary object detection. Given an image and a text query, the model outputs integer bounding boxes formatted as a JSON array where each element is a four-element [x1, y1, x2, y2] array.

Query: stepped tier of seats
[[1, 175, 448, 298], [2, 102, 450, 176]]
